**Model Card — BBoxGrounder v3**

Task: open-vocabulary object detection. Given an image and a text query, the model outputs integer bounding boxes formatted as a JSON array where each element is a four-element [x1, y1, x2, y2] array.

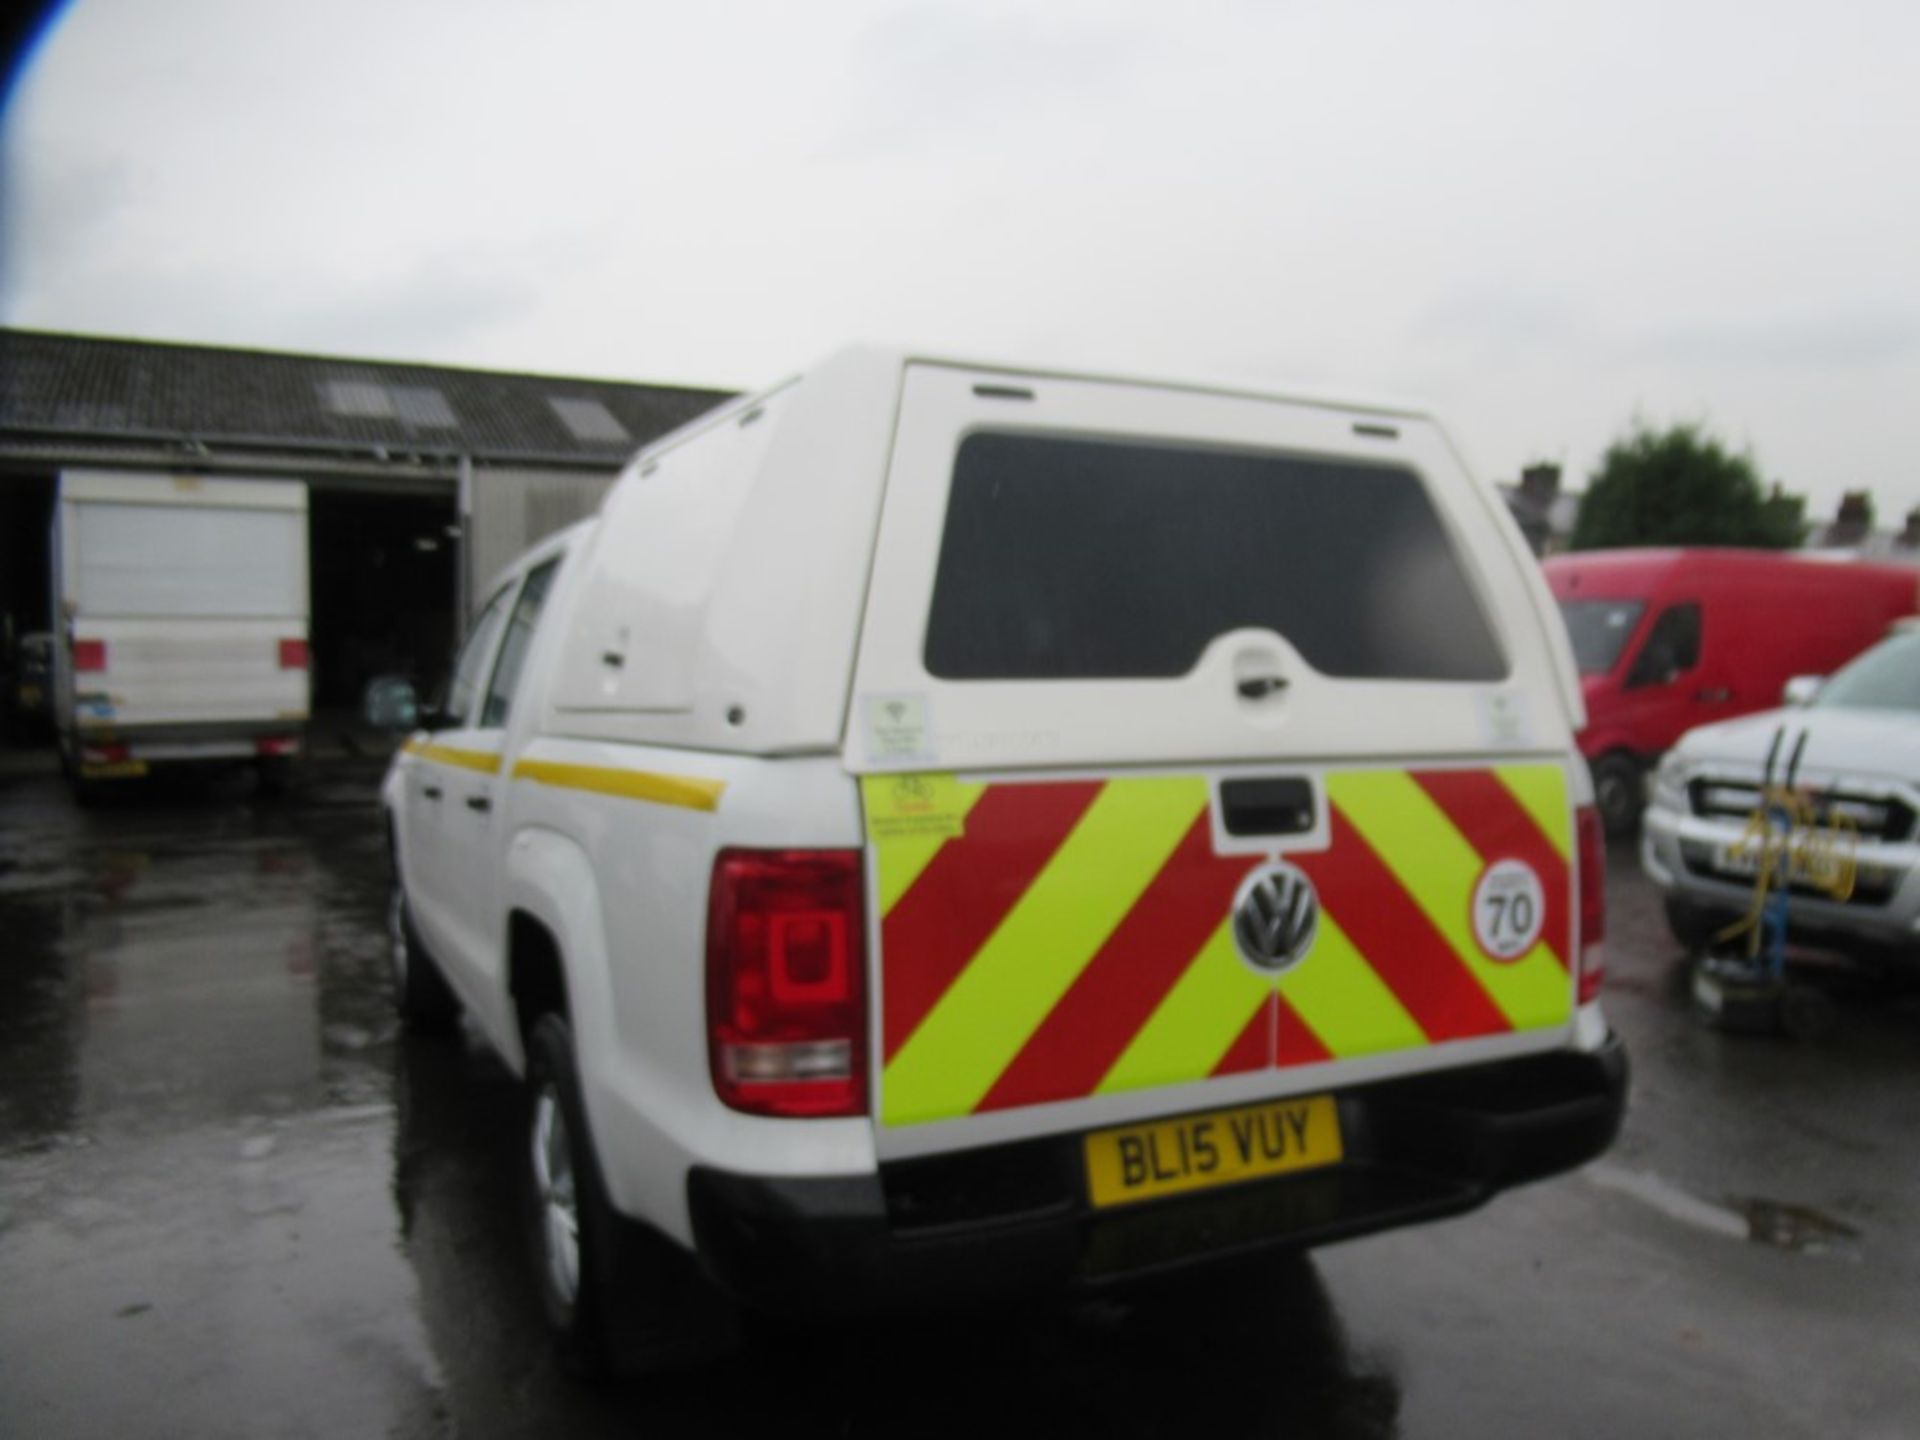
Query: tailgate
[[864, 762, 1575, 1155], [846, 361, 1585, 1161]]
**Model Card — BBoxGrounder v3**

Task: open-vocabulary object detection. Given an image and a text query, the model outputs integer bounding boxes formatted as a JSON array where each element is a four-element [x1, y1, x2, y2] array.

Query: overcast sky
[[5, 0, 1919, 518]]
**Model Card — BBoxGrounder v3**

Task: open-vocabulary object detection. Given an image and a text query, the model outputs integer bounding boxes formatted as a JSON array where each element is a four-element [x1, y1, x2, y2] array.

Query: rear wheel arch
[[510, 910, 570, 1039], [500, 828, 618, 1044], [500, 828, 642, 1212]]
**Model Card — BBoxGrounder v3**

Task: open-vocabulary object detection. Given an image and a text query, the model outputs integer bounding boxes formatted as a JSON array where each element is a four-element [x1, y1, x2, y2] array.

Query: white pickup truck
[[378, 349, 1626, 1373]]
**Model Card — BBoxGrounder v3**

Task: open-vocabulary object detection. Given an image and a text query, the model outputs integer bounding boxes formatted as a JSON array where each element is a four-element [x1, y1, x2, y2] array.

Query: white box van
[[378, 350, 1625, 1372], [53, 471, 310, 795]]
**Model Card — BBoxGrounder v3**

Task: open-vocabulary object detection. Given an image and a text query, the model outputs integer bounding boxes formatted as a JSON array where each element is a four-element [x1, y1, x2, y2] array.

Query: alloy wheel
[[530, 1085, 581, 1309]]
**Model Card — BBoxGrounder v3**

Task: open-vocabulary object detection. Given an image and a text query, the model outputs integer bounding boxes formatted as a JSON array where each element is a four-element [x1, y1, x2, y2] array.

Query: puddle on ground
[[1587, 1164, 1866, 1259], [1728, 1197, 1862, 1255]]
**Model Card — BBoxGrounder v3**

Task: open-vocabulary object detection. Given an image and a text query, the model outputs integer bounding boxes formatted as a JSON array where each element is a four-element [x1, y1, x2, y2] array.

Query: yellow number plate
[[79, 760, 148, 779], [1083, 1095, 1342, 1209]]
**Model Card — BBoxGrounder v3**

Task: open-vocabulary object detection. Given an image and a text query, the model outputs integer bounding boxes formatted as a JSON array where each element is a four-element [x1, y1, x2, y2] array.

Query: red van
[[1543, 548, 1920, 833]]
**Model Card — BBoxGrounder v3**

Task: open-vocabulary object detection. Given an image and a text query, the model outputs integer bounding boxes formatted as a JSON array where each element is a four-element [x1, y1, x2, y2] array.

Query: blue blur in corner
[[1, 0, 73, 123]]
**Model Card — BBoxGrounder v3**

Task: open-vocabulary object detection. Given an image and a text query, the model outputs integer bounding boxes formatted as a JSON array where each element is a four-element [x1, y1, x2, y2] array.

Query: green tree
[[1570, 422, 1806, 550]]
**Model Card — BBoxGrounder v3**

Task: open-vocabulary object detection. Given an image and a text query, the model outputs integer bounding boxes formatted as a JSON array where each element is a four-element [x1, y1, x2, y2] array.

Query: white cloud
[[5, 0, 1920, 517]]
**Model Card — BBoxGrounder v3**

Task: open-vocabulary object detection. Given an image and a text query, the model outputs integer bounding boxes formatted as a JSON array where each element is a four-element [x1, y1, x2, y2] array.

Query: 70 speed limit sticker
[[1472, 859, 1545, 961]]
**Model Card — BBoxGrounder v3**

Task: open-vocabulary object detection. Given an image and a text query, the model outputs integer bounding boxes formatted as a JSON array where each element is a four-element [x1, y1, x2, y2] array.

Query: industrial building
[[0, 329, 730, 716]]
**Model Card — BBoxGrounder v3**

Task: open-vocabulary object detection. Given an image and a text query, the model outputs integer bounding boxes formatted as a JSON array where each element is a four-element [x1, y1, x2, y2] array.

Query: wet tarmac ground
[[2, 761, 1917, 1438]]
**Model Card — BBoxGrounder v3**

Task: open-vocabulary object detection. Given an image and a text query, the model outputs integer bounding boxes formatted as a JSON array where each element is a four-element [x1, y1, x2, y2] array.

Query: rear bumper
[[688, 1034, 1628, 1316], [70, 720, 305, 774]]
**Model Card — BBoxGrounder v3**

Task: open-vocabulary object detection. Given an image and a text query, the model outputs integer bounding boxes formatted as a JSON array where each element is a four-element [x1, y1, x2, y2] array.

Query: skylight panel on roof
[[391, 386, 457, 428], [321, 379, 394, 418], [548, 396, 630, 444]]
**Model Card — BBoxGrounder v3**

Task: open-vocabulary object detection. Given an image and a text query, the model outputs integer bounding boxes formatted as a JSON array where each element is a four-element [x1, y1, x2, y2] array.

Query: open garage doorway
[[308, 486, 457, 722], [0, 471, 56, 748]]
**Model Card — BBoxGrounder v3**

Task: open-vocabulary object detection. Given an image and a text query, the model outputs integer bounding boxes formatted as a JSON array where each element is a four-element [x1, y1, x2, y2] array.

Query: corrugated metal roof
[[0, 328, 735, 463]]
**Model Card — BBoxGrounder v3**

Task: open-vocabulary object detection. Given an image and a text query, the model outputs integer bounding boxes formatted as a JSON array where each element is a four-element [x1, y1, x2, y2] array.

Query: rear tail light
[[83, 743, 131, 764], [73, 638, 107, 672], [278, 638, 310, 670], [707, 848, 867, 1118], [1576, 804, 1607, 1004], [256, 736, 300, 757]]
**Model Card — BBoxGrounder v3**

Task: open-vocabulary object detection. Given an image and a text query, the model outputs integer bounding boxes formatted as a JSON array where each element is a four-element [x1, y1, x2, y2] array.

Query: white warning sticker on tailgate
[[863, 693, 934, 764], [1477, 689, 1533, 748]]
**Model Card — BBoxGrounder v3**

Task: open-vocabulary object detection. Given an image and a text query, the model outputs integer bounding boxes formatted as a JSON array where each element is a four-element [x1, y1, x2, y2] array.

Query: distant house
[[1499, 463, 1582, 556], [0, 329, 733, 710], [1803, 492, 1920, 564]]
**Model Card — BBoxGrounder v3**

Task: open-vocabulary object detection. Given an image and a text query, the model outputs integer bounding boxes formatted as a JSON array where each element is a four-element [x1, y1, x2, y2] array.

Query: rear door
[[61, 476, 309, 738], [436, 555, 562, 1032], [401, 581, 514, 970], [849, 363, 1582, 1162]]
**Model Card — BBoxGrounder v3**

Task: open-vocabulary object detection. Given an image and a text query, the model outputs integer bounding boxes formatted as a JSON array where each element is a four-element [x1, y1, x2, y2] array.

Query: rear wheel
[[525, 1013, 619, 1375], [522, 1011, 735, 1376], [1591, 752, 1644, 838], [389, 884, 458, 1028]]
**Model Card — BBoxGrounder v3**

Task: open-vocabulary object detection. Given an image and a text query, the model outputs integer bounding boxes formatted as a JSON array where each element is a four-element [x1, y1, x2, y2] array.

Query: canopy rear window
[[923, 433, 1506, 682]]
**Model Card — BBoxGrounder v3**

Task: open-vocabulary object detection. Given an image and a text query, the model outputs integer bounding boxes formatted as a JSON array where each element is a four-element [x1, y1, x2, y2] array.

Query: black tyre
[[389, 884, 458, 1028], [522, 1012, 734, 1377], [1591, 752, 1644, 838], [1664, 895, 1734, 955], [524, 1013, 621, 1375]]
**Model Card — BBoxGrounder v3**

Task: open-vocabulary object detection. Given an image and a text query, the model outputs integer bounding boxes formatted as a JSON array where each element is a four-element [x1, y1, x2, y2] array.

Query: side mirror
[[362, 675, 420, 732], [1782, 675, 1822, 708]]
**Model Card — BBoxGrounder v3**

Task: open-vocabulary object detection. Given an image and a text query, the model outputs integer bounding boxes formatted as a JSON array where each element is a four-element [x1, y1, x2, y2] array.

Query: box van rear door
[[848, 363, 1582, 1161], [60, 478, 309, 734]]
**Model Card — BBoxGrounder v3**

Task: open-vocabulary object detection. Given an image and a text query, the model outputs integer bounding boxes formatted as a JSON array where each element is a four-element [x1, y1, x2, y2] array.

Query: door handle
[[465, 794, 492, 813], [422, 784, 443, 800], [1694, 687, 1732, 703]]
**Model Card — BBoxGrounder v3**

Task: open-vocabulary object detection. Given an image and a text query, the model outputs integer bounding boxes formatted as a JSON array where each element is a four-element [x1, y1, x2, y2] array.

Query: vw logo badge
[[1230, 862, 1320, 975]]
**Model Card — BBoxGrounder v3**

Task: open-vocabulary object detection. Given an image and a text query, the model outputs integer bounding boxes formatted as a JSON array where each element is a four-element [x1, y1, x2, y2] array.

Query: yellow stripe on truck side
[[403, 740, 502, 775], [510, 758, 725, 812]]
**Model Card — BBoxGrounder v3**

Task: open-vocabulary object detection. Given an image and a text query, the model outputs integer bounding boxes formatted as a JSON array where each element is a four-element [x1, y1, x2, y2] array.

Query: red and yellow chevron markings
[[864, 764, 1573, 1128]]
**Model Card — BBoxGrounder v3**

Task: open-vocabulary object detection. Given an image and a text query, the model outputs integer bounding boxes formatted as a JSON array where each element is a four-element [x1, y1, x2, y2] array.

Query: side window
[[441, 585, 514, 726], [480, 560, 559, 729], [1626, 602, 1702, 690]]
